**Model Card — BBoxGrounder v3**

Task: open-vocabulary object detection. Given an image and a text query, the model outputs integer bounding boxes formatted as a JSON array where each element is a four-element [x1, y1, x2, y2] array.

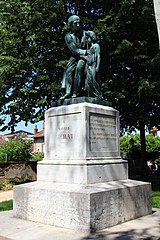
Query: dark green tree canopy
[[0, 0, 67, 131], [95, 0, 160, 131], [0, 0, 160, 132]]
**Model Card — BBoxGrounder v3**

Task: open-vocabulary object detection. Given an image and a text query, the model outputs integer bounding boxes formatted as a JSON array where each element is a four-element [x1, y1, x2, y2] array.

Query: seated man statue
[[61, 15, 103, 100]]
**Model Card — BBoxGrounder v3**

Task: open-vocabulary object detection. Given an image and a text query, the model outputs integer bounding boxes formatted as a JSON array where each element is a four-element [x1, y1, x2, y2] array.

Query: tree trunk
[[139, 121, 147, 175]]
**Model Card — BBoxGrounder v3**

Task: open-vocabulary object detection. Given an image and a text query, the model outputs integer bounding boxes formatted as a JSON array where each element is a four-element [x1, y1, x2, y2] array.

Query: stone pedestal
[[37, 101, 128, 184], [154, 0, 160, 48], [13, 100, 152, 232]]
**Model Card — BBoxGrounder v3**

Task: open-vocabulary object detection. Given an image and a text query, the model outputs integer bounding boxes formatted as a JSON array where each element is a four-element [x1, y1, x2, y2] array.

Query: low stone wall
[[0, 162, 37, 181]]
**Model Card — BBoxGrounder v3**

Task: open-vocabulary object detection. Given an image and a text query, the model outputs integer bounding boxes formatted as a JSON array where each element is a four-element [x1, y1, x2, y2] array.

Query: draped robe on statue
[[61, 30, 103, 99]]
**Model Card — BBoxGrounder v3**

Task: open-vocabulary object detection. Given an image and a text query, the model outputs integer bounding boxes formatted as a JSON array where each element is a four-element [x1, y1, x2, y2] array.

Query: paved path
[[0, 190, 13, 202], [0, 209, 159, 240]]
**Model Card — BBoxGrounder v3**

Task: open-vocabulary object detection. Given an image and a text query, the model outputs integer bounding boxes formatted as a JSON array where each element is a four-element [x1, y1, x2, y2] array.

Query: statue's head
[[68, 15, 81, 32]]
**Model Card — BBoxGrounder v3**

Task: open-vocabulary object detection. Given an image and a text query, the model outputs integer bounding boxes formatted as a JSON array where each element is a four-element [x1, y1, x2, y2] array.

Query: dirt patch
[[0, 190, 13, 202]]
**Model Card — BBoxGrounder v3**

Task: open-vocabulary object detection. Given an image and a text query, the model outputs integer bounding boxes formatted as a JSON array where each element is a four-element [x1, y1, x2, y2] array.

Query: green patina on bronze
[[61, 15, 103, 100], [51, 97, 112, 107]]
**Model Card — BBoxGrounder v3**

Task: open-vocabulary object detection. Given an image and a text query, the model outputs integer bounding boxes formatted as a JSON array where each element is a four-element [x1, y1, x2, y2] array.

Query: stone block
[[13, 180, 152, 232], [37, 160, 128, 184], [44, 102, 120, 160]]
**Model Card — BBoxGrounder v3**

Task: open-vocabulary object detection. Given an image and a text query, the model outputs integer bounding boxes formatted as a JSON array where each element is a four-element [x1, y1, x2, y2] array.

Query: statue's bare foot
[[72, 93, 77, 98], [60, 93, 70, 100]]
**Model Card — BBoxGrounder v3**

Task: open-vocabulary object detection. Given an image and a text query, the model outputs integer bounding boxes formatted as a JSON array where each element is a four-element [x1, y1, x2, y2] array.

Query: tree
[[0, 0, 160, 173], [0, 0, 68, 131], [95, 0, 160, 173]]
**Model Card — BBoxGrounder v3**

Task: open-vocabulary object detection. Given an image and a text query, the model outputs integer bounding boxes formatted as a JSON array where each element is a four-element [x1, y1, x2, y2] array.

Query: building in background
[[0, 130, 33, 144], [32, 126, 44, 153], [0, 135, 6, 145], [0, 127, 45, 153]]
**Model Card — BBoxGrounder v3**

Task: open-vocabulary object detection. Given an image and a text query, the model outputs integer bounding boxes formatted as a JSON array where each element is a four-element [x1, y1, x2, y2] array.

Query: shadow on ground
[[81, 229, 160, 240], [80, 210, 160, 240]]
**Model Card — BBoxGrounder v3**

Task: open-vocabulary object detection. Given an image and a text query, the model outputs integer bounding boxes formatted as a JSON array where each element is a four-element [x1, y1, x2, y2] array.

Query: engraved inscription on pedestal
[[46, 112, 84, 158], [89, 114, 118, 153]]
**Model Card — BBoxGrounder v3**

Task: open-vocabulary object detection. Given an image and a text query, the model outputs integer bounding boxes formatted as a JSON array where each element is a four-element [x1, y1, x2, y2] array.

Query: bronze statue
[[61, 15, 103, 100]]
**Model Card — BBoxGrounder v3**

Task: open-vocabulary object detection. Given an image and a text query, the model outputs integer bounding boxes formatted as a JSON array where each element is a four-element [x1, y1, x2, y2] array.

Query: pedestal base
[[13, 180, 152, 232], [37, 159, 128, 184]]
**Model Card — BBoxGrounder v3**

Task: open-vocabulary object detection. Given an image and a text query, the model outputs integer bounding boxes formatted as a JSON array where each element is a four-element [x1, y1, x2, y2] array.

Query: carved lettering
[[61, 133, 73, 139], [58, 126, 70, 131], [57, 125, 73, 141], [89, 114, 117, 152]]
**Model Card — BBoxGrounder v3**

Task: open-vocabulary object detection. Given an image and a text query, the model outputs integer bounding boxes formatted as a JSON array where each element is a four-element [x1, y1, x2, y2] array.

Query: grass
[[152, 191, 160, 208], [0, 200, 13, 211]]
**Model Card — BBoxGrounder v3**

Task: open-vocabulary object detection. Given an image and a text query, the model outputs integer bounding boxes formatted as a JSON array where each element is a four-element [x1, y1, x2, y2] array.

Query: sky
[[0, 120, 44, 135]]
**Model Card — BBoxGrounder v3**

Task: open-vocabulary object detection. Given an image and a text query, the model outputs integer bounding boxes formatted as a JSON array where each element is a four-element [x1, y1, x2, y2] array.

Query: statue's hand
[[80, 55, 87, 61], [95, 66, 99, 72], [86, 47, 95, 56], [86, 49, 92, 55], [90, 46, 96, 54]]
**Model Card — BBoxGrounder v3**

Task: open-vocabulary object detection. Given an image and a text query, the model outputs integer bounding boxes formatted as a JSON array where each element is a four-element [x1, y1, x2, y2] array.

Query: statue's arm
[[65, 34, 86, 56], [95, 44, 100, 72]]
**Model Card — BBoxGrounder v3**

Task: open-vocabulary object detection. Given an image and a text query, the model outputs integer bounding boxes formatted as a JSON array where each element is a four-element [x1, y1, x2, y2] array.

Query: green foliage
[[0, 140, 32, 162], [31, 152, 44, 161], [120, 134, 141, 154], [96, 0, 160, 131], [146, 135, 160, 153], [155, 157, 160, 164], [120, 134, 160, 155], [0, 178, 35, 192], [0, 179, 13, 191], [0, 0, 67, 131], [0, 200, 13, 211]]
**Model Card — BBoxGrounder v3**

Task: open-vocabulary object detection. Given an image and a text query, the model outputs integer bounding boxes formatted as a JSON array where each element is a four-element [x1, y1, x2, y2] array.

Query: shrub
[[120, 134, 160, 161], [0, 179, 13, 191], [31, 152, 44, 161], [120, 134, 141, 154], [146, 134, 160, 153], [0, 140, 32, 162]]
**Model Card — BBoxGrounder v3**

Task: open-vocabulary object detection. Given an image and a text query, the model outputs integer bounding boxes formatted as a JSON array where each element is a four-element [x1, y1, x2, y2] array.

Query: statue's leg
[[60, 58, 76, 100], [72, 59, 85, 98]]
